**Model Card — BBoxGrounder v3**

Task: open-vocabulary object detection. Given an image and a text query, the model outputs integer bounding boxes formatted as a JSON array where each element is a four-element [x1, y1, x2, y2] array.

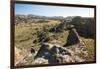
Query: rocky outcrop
[[68, 16, 95, 39], [34, 43, 88, 64], [15, 15, 94, 65], [64, 28, 80, 46]]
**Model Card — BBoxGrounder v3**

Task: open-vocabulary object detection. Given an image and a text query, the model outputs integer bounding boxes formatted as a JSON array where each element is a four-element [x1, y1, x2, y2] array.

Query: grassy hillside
[[14, 16, 95, 65], [15, 20, 61, 50]]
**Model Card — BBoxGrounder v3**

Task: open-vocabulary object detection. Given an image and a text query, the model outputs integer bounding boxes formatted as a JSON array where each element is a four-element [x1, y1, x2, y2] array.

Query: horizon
[[15, 14, 94, 18], [15, 4, 94, 17]]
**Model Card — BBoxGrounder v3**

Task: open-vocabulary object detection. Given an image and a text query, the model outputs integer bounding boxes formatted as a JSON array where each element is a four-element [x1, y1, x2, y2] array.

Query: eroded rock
[[34, 43, 88, 64]]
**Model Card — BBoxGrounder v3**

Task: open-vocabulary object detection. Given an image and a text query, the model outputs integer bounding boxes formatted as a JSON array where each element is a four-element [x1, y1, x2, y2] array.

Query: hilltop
[[14, 15, 95, 66]]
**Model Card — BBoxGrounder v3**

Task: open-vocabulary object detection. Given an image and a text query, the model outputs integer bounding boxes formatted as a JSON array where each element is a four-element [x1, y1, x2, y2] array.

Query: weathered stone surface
[[34, 43, 88, 64], [63, 28, 80, 46], [69, 16, 95, 39], [34, 58, 48, 64]]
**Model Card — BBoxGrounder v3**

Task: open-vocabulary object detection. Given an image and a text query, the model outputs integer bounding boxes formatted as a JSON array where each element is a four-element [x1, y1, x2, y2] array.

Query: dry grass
[[15, 19, 95, 65], [15, 20, 60, 50], [81, 37, 95, 61]]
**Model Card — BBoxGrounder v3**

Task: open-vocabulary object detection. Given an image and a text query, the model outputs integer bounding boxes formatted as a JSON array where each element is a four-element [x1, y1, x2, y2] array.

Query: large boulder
[[34, 43, 87, 64], [64, 16, 95, 39], [69, 16, 95, 39], [64, 28, 80, 46]]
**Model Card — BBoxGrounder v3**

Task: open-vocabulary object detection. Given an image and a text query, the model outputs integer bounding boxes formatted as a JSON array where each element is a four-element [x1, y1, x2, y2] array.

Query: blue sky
[[15, 4, 94, 17]]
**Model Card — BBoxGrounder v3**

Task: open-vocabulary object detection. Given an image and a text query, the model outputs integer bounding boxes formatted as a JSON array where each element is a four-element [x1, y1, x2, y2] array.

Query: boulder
[[34, 43, 87, 64], [64, 28, 80, 46], [69, 17, 95, 39]]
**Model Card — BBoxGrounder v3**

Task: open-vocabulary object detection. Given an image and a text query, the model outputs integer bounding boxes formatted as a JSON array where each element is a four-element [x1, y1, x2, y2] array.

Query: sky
[[15, 4, 94, 17]]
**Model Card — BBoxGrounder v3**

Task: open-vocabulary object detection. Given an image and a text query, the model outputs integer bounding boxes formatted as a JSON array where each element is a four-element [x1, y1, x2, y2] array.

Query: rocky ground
[[34, 42, 88, 64], [14, 16, 95, 66]]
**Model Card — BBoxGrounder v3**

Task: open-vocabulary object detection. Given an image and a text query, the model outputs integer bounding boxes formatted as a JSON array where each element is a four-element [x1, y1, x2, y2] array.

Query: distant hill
[[15, 14, 64, 24]]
